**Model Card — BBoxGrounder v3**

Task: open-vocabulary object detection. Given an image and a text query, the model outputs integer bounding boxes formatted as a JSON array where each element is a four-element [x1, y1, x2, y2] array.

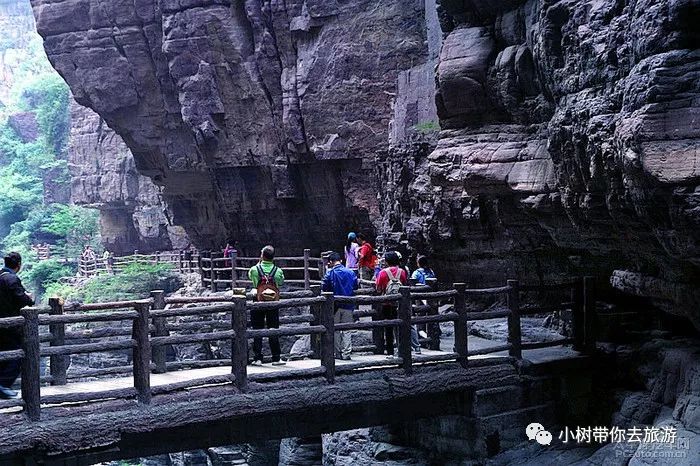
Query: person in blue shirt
[[409, 256, 437, 353], [322, 252, 358, 360], [411, 255, 436, 285]]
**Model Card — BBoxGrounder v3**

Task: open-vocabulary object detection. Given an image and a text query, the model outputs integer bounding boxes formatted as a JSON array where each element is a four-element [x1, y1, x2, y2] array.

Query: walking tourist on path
[[248, 245, 286, 366], [322, 252, 359, 360], [0, 252, 34, 399], [344, 233, 359, 270], [375, 251, 408, 357], [356, 233, 376, 281]]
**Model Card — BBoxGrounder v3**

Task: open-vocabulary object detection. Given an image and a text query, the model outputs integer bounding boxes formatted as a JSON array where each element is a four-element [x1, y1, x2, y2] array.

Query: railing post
[[48, 297, 67, 385], [21, 308, 41, 421], [320, 292, 336, 383], [571, 277, 584, 351], [211, 252, 219, 292], [155, 251, 160, 264], [132, 302, 152, 405], [425, 277, 440, 351], [309, 285, 322, 359], [231, 250, 238, 289], [178, 250, 184, 273], [231, 296, 248, 391], [398, 287, 413, 375], [507, 280, 522, 359], [199, 251, 206, 288], [303, 249, 311, 290], [150, 290, 168, 374], [453, 283, 468, 368], [583, 276, 596, 354]]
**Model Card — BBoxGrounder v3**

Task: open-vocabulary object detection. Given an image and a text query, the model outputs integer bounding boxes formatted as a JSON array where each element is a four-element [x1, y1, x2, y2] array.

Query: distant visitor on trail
[[411, 255, 436, 285], [356, 233, 376, 281], [344, 232, 359, 270], [223, 240, 237, 267], [375, 251, 408, 357], [322, 252, 359, 360], [0, 252, 35, 400], [248, 245, 285, 366]]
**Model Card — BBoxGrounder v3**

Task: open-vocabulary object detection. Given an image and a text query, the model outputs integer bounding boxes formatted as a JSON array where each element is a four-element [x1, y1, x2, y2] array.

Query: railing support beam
[[398, 286, 413, 375], [231, 296, 248, 391], [320, 292, 336, 383], [507, 279, 522, 360], [48, 297, 68, 385], [132, 302, 152, 405], [21, 308, 41, 421], [453, 283, 468, 368]]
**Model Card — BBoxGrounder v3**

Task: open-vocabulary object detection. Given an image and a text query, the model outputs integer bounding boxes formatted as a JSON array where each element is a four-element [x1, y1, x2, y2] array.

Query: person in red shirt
[[375, 251, 408, 357], [356, 233, 376, 281]]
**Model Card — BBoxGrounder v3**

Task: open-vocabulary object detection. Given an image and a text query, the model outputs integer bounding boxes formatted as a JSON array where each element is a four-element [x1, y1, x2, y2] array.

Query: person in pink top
[[344, 232, 359, 269], [375, 251, 408, 357]]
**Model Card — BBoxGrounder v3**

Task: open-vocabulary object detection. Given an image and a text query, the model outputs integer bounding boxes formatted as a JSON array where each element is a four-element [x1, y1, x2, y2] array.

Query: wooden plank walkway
[[0, 337, 578, 415]]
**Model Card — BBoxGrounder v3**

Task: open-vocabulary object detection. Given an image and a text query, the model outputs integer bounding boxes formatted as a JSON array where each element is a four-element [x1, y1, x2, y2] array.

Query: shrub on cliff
[[46, 263, 183, 304]]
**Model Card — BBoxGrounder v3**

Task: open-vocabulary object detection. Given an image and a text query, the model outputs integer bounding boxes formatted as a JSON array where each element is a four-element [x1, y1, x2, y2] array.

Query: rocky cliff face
[[69, 101, 188, 254], [32, 0, 700, 327], [31, 0, 428, 253], [380, 0, 700, 328]]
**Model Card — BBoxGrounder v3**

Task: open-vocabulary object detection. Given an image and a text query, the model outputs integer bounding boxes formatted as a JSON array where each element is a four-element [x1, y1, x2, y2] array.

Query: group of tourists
[[244, 233, 437, 365], [0, 235, 437, 395]]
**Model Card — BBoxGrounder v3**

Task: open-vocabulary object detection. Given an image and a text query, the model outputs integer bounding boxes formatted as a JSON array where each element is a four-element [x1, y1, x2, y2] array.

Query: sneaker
[[341, 355, 352, 361], [385, 354, 395, 359], [413, 348, 422, 354], [419, 330, 428, 339], [271, 360, 287, 366], [250, 359, 263, 366], [0, 386, 18, 399]]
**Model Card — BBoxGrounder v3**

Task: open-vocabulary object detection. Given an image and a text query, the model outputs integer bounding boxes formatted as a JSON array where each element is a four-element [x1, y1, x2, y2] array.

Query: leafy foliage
[[24, 259, 73, 296], [414, 120, 440, 134], [45, 263, 182, 304], [42, 204, 100, 257]]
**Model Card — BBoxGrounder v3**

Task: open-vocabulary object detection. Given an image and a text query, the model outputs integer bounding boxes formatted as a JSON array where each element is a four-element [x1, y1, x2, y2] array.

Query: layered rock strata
[[69, 101, 188, 253], [380, 0, 700, 328], [32, 0, 428, 253]]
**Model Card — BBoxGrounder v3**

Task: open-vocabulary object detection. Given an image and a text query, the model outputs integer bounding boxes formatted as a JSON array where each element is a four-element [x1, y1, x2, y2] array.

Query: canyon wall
[[381, 0, 700, 328], [31, 0, 429, 254], [31, 0, 700, 327], [69, 101, 188, 254]]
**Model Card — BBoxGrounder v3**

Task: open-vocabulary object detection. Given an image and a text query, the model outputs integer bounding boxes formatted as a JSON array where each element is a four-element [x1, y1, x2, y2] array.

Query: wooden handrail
[[3, 276, 592, 422]]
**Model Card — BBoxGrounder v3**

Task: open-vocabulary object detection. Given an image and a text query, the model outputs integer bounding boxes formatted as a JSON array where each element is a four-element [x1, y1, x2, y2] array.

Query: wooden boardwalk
[[0, 338, 578, 415]]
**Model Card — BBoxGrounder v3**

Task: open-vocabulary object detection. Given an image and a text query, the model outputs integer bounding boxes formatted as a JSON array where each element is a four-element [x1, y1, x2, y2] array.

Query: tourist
[[375, 251, 408, 357], [356, 233, 376, 281], [411, 255, 436, 285], [0, 252, 34, 399], [322, 252, 359, 360], [102, 250, 113, 274], [344, 232, 359, 270], [411, 255, 437, 352], [223, 240, 237, 264], [248, 245, 286, 366]]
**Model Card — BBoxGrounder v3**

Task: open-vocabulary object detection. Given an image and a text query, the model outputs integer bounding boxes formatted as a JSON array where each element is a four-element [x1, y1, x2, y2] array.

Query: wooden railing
[[198, 249, 325, 291], [78, 250, 201, 277], [0, 277, 597, 421]]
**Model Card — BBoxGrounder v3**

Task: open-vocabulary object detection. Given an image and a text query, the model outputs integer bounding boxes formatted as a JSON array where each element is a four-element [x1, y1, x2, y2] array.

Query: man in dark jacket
[[0, 252, 34, 399], [322, 252, 358, 360]]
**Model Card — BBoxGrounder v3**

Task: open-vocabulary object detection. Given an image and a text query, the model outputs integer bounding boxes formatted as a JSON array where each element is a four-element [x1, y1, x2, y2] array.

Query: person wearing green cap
[[344, 232, 359, 270]]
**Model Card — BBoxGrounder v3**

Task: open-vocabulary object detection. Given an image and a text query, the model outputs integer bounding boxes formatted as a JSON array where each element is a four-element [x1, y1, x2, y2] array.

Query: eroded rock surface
[[69, 101, 188, 253], [32, 0, 700, 327], [32, 0, 429, 252], [380, 0, 700, 327]]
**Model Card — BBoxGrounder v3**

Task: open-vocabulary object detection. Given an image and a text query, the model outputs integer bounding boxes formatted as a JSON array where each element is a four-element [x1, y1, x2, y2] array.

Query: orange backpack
[[256, 265, 280, 301]]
